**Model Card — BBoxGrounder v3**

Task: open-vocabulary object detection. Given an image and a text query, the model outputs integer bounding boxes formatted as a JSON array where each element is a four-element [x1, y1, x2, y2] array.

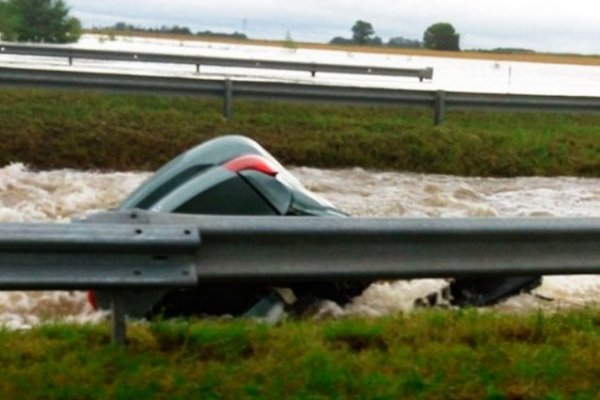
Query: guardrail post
[[434, 90, 446, 126], [223, 79, 233, 121], [110, 292, 126, 345], [196, 64, 200, 74]]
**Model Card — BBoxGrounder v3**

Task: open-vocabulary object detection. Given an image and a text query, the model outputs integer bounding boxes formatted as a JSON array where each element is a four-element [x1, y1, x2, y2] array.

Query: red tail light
[[87, 291, 98, 310], [224, 154, 278, 176]]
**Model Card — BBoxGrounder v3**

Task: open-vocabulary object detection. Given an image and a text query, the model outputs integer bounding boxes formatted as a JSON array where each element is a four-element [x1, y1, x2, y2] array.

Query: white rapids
[[2, 163, 600, 327]]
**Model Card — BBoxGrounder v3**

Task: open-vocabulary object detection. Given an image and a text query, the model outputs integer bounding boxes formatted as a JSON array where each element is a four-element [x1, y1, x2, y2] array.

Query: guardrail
[[0, 42, 434, 81], [0, 219, 198, 344], [2, 210, 600, 343], [1, 66, 599, 125]]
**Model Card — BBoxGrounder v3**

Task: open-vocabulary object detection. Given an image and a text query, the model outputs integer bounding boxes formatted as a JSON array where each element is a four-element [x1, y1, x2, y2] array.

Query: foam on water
[[0, 163, 150, 222], [2, 163, 600, 327], [292, 167, 600, 314], [0, 163, 150, 328]]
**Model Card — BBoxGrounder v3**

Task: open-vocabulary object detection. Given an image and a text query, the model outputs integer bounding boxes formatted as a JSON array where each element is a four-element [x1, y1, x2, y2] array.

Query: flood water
[[2, 34, 600, 96], [2, 163, 600, 327]]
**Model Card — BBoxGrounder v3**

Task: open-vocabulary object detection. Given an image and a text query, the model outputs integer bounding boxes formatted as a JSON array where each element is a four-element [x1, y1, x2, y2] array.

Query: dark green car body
[[91, 135, 541, 317]]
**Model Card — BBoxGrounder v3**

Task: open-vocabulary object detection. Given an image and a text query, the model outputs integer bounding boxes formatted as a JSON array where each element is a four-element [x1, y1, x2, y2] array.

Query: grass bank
[[2, 309, 600, 399], [2, 89, 600, 176]]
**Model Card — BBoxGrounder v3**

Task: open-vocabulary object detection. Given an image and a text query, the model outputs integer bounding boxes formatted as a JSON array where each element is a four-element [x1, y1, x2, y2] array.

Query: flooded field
[[2, 163, 600, 327], [3, 34, 600, 96]]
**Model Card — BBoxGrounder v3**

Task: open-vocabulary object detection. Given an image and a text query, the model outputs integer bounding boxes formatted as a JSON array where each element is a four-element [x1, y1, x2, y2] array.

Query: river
[[2, 163, 600, 327]]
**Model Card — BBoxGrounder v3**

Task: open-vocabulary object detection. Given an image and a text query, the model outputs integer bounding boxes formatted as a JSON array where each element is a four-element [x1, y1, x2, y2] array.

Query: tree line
[[331, 20, 460, 51], [105, 22, 248, 40]]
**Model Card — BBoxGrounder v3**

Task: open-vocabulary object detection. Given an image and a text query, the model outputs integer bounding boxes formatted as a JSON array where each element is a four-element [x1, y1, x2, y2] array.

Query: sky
[[68, 0, 600, 54]]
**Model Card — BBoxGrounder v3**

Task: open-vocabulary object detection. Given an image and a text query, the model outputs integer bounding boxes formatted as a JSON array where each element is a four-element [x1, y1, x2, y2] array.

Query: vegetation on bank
[[0, 0, 81, 43], [1, 88, 600, 177], [1, 309, 600, 399]]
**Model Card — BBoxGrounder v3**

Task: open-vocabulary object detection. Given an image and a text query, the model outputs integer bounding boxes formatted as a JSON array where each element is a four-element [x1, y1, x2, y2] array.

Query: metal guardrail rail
[[86, 211, 600, 280], [0, 220, 199, 344], [0, 222, 198, 289], [0, 42, 434, 80], [1, 66, 599, 125], [2, 210, 600, 343]]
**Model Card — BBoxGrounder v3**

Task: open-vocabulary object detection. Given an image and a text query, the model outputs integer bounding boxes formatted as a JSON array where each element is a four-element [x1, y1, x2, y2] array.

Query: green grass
[[2, 309, 600, 399], [2, 89, 600, 176]]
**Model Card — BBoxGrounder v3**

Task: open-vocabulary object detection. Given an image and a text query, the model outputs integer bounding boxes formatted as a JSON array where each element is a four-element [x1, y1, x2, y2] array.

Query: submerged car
[[89, 135, 542, 317]]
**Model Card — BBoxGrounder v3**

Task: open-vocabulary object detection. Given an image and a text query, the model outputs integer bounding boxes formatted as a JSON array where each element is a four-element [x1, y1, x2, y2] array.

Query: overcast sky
[[68, 0, 600, 54]]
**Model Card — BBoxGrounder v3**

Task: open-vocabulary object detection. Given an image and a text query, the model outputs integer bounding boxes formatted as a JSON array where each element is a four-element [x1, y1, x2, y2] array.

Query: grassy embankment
[[1, 88, 600, 176], [3, 310, 600, 399]]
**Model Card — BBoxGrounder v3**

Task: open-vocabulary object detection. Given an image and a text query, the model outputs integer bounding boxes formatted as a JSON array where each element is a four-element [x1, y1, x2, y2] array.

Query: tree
[[423, 22, 460, 51], [351, 20, 374, 45], [113, 22, 129, 31], [3, 0, 81, 43], [368, 35, 382, 46], [283, 31, 297, 50], [387, 36, 422, 49], [0, 2, 20, 40], [329, 36, 353, 45], [166, 25, 192, 35]]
